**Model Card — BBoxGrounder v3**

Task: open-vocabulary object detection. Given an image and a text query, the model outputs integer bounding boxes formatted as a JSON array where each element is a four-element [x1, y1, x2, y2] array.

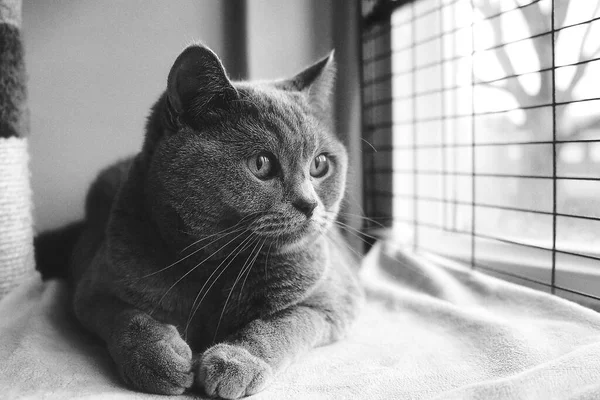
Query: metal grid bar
[[362, 214, 600, 264], [469, 0, 476, 269], [363, 57, 600, 108], [361, 0, 552, 42], [360, 139, 600, 149], [360, 0, 600, 306], [363, 192, 600, 222], [411, 2, 418, 250], [362, 15, 600, 81], [364, 170, 600, 183], [550, 0, 558, 294], [440, 0, 448, 231], [363, 96, 600, 129]]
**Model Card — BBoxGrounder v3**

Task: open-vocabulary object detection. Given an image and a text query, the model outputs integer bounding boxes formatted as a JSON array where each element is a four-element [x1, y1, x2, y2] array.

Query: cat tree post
[[0, 0, 35, 298]]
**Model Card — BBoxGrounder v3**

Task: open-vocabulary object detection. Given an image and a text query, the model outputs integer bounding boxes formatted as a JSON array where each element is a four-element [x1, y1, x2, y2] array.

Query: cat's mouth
[[252, 217, 302, 233], [248, 217, 330, 250], [239, 212, 333, 250], [251, 221, 311, 240]]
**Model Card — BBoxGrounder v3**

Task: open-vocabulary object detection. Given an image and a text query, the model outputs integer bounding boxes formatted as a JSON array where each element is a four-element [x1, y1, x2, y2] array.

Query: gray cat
[[47, 44, 363, 399]]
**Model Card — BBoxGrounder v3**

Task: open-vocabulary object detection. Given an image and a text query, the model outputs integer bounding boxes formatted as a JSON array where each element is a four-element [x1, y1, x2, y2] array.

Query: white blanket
[[2, 242, 600, 399]]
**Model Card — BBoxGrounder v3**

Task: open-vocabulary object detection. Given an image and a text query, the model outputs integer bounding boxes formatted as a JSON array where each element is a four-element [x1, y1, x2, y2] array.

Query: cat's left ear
[[166, 44, 238, 127], [276, 51, 336, 119]]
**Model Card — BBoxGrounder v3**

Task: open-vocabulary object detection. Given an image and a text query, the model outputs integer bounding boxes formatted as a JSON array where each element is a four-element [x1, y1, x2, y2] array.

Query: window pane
[[415, 120, 443, 145], [417, 226, 473, 262], [475, 107, 553, 143], [556, 216, 600, 258], [556, 253, 600, 299], [364, 0, 600, 309], [556, 100, 600, 140], [557, 180, 600, 218], [417, 173, 444, 199], [475, 176, 553, 212], [475, 144, 553, 176], [475, 207, 553, 249], [475, 236, 553, 284]]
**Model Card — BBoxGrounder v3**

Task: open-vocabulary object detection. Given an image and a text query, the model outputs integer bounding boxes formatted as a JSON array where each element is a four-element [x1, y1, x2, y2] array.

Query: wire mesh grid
[[360, 0, 600, 307]]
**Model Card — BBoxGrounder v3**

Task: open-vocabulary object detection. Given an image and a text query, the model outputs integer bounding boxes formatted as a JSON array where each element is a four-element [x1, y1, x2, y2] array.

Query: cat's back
[[69, 157, 134, 281]]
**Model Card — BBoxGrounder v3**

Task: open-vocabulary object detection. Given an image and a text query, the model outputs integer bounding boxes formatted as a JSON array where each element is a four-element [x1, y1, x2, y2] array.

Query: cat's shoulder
[[84, 156, 135, 219]]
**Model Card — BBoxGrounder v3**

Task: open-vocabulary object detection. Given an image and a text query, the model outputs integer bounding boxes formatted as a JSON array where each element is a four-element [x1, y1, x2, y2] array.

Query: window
[[361, 0, 600, 307]]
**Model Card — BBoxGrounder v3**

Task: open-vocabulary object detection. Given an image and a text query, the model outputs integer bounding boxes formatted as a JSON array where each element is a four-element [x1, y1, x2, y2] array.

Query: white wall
[[246, 0, 332, 80], [23, 0, 224, 232]]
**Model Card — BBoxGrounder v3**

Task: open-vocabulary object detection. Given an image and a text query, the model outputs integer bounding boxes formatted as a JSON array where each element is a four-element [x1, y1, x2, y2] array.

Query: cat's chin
[[265, 227, 325, 255], [271, 234, 317, 255]]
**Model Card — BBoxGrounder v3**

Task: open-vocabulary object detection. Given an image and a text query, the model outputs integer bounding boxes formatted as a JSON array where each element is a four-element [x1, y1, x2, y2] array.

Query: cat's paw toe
[[197, 343, 273, 399], [113, 322, 194, 395]]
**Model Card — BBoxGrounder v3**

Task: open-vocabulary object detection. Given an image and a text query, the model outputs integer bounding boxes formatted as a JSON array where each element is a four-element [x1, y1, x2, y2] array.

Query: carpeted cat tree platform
[[4, 1, 600, 399], [0, 0, 34, 299]]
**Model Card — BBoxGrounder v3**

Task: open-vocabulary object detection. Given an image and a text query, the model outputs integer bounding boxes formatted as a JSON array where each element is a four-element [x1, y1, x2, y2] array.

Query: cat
[[40, 43, 363, 399]]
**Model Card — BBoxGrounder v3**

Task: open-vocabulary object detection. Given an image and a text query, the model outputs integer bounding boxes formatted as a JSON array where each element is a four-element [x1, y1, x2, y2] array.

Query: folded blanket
[[2, 242, 600, 399]]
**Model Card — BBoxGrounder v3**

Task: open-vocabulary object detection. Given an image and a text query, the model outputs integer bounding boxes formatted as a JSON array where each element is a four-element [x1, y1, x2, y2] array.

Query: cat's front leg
[[108, 312, 194, 394], [197, 303, 348, 399], [74, 291, 194, 395]]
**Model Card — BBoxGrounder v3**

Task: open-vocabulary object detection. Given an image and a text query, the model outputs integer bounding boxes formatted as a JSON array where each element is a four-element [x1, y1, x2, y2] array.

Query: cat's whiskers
[[342, 190, 369, 217], [328, 218, 433, 281], [142, 226, 245, 279], [264, 241, 274, 281], [236, 238, 266, 305], [142, 212, 267, 280], [336, 211, 386, 229], [151, 229, 250, 315], [176, 226, 241, 255], [179, 195, 192, 210], [337, 209, 419, 226], [212, 237, 265, 343], [334, 219, 386, 242], [177, 211, 265, 254], [325, 231, 364, 261], [323, 211, 387, 242], [320, 214, 377, 258], [332, 221, 382, 249], [186, 233, 256, 315], [184, 234, 259, 336]]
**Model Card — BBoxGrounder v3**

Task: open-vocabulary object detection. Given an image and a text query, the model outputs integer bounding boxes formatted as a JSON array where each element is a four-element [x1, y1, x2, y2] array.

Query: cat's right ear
[[166, 44, 238, 127]]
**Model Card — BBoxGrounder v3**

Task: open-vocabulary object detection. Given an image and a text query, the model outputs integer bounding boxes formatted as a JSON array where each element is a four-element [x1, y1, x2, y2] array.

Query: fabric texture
[[0, 0, 33, 300], [1, 242, 600, 399], [0, 137, 34, 298], [0, 0, 27, 140]]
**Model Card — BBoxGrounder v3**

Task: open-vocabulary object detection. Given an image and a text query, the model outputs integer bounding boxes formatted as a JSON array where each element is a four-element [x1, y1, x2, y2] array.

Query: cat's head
[[143, 44, 347, 253]]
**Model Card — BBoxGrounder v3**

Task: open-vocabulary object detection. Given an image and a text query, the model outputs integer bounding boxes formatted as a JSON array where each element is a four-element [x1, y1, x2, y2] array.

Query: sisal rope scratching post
[[0, 0, 35, 299]]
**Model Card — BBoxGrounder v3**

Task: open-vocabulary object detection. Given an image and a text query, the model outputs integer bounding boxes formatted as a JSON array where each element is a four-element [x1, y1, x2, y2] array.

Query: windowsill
[[378, 227, 600, 305]]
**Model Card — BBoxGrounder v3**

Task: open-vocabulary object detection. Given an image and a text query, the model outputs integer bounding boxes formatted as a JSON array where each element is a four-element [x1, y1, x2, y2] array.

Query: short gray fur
[[69, 44, 363, 399]]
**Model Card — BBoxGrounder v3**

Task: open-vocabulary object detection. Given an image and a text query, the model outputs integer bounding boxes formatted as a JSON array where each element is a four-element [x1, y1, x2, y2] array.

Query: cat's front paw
[[197, 343, 273, 399], [110, 320, 193, 395]]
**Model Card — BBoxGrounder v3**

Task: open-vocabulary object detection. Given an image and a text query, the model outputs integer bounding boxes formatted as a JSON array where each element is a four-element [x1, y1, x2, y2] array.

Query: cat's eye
[[248, 153, 276, 179], [310, 154, 329, 178]]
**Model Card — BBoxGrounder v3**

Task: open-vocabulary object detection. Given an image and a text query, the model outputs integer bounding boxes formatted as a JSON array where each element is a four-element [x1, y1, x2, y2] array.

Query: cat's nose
[[293, 198, 317, 219]]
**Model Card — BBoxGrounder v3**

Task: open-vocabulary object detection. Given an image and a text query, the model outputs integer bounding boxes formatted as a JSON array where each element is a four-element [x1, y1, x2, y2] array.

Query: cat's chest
[[150, 249, 328, 351]]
